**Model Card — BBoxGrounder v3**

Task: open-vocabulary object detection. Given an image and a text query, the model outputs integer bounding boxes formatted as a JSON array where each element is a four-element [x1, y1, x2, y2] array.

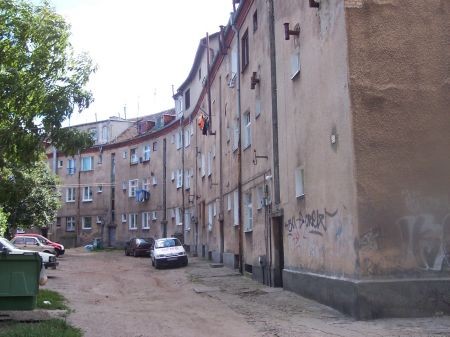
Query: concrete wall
[[346, 0, 450, 277]]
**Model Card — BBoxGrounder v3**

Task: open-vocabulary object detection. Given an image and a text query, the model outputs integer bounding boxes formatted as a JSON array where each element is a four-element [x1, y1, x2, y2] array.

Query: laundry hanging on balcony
[[197, 113, 209, 135], [135, 189, 150, 203]]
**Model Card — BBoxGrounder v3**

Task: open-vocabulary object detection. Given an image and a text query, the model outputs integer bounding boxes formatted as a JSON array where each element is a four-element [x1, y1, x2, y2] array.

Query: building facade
[[47, 0, 449, 319]]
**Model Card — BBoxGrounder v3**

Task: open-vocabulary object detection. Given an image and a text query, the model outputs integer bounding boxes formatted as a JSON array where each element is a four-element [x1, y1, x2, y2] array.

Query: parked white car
[[150, 237, 188, 269], [0, 237, 58, 269]]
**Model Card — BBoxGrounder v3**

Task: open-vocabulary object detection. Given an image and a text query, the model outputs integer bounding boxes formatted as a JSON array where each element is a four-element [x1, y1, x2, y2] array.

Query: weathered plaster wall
[[276, 0, 358, 276], [346, 0, 450, 277]]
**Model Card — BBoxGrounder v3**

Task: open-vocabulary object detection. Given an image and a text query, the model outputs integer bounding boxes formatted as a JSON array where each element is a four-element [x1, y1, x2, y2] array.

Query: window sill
[[82, 228, 92, 231], [244, 228, 253, 233], [66, 200, 76, 203], [82, 199, 93, 202]]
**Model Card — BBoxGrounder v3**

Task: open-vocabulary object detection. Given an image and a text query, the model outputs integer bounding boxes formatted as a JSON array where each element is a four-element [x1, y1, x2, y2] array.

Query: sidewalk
[[188, 257, 450, 337]]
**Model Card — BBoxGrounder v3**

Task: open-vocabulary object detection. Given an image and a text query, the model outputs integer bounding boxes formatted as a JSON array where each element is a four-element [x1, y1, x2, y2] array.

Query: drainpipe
[[268, 0, 280, 287], [162, 138, 167, 238], [219, 76, 224, 263], [231, 16, 243, 274], [181, 117, 186, 243]]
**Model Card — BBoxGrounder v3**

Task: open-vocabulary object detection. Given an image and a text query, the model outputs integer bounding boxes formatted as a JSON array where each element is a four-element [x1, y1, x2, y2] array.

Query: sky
[[45, 0, 233, 126]]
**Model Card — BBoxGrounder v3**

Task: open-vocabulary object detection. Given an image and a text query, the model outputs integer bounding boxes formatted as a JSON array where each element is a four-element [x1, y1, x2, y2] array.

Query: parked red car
[[124, 238, 154, 257], [15, 233, 65, 256]]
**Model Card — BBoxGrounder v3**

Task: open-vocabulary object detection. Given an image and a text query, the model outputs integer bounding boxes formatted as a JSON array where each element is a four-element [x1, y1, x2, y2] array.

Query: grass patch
[[37, 289, 69, 310], [0, 319, 82, 337]]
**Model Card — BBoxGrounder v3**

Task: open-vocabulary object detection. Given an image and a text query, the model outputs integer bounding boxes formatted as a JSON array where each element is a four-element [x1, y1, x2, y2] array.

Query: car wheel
[[133, 250, 138, 257], [151, 258, 155, 266], [125, 249, 129, 256], [154, 259, 159, 269]]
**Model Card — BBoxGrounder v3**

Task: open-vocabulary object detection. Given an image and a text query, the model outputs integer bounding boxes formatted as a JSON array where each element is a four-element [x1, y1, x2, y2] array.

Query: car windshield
[[37, 237, 47, 244], [155, 239, 181, 249], [0, 238, 17, 251]]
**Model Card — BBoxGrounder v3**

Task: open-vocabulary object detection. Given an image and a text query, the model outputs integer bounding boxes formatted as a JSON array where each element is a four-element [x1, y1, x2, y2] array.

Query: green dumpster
[[0, 251, 41, 310]]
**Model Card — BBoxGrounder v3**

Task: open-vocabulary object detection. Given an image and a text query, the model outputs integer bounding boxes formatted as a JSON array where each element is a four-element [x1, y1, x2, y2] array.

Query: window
[[97, 185, 103, 193], [58, 160, 63, 168], [142, 212, 151, 229], [255, 95, 261, 118], [81, 156, 94, 171], [129, 179, 138, 197], [244, 192, 253, 232], [184, 169, 191, 190], [121, 214, 127, 223], [241, 29, 249, 71], [82, 216, 92, 230], [213, 200, 217, 217], [176, 131, 183, 150], [257, 185, 264, 210], [176, 169, 183, 189], [152, 175, 157, 186], [88, 128, 97, 142], [253, 10, 258, 32], [123, 151, 127, 159], [207, 151, 212, 176], [170, 208, 175, 219], [233, 190, 239, 226], [208, 203, 214, 231], [232, 120, 239, 152], [143, 178, 151, 191], [231, 42, 238, 75], [176, 97, 183, 117], [295, 167, 305, 198], [201, 153, 206, 177], [175, 207, 181, 226], [129, 213, 138, 230], [96, 216, 103, 224], [243, 111, 251, 149], [67, 158, 76, 175], [198, 68, 202, 80], [153, 142, 158, 151], [143, 145, 151, 161], [130, 148, 138, 164], [66, 217, 75, 232], [82, 186, 93, 201], [227, 194, 232, 211], [184, 209, 191, 231], [66, 188, 75, 202], [171, 171, 175, 181], [185, 89, 191, 110], [102, 126, 108, 142], [184, 129, 190, 147], [98, 154, 103, 165], [291, 52, 301, 80], [152, 211, 157, 220]]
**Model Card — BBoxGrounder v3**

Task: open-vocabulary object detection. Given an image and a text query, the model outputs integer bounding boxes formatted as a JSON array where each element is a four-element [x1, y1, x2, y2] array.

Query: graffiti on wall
[[397, 213, 450, 271], [285, 208, 339, 246]]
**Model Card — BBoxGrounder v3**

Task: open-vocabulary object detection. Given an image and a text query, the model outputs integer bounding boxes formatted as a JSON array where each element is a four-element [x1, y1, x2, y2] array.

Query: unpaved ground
[[43, 249, 450, 337]]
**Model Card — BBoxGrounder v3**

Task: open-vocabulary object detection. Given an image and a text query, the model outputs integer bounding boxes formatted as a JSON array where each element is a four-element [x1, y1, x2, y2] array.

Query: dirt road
[[43, 249, 450, 337]]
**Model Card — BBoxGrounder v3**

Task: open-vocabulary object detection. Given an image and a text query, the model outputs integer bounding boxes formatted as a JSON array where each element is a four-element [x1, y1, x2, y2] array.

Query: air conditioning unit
[[139, 157, 143, 163], [227, 72, 237, 88]]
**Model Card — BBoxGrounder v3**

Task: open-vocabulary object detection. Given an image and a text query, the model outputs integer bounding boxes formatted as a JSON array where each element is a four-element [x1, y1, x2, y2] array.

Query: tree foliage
[[0, 0, 95, 167], [0, 157, 61, 237], [0, 207, 8, 237]]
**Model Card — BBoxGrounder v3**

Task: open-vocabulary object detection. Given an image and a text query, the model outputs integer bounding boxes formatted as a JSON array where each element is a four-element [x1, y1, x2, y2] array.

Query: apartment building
[[47, 0, 449, 319]]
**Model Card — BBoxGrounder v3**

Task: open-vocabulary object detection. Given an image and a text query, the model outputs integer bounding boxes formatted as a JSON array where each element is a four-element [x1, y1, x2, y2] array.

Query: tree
[[0, 207, 8, 237], [0, 0, 95, 167], [0, 157, 61, 238]]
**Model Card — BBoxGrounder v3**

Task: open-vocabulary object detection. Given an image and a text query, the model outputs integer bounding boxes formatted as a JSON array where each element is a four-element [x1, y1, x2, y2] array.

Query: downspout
[[76, 153, 81, 246], [162, 138, 167, 237], [268, 0, 280, 287], [219, 76, 224, 263], [231, 16, 243, 274], [181, 117, 186, 242]]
